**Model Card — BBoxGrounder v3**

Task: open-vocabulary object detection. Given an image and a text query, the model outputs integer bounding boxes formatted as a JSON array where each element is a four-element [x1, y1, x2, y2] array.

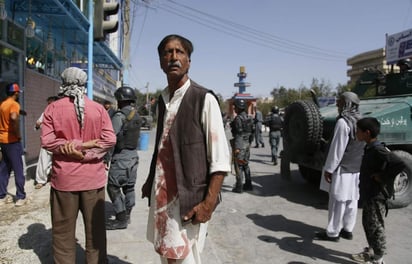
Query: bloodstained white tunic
[[146, 79, 231, 262]]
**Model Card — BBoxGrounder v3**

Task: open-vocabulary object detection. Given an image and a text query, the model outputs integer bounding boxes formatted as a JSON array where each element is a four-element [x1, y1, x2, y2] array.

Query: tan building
[[347, 48, 387, 85], [346, 48, 404, 85]]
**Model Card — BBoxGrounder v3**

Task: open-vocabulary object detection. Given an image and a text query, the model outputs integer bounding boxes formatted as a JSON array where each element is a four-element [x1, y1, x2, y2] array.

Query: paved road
[[0, 128, 411, 263]]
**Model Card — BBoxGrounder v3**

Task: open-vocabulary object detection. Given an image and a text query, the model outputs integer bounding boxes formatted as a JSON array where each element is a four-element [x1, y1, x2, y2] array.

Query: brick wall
[[23, 69, 60, 164]]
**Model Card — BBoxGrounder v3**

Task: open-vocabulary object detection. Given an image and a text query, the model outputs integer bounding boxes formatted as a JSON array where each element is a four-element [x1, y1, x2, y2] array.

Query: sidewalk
[[0, 129, 158, 264]]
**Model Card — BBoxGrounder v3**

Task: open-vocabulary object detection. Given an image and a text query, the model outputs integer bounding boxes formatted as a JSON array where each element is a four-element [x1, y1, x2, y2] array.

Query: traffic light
[[94, 0, 119, 41]]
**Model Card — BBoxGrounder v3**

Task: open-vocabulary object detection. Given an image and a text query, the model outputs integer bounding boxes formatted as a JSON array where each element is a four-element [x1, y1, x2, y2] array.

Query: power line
[[140, 0, 349, 61], [167, 0, 349, 58], [162, 8, 340, 60]]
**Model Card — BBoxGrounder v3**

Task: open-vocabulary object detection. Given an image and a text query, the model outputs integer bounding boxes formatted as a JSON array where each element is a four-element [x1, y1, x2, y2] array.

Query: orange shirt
[[0, 97, 20, 143]]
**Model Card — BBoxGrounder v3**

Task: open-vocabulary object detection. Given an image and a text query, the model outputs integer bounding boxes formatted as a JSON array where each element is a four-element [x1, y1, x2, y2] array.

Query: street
[[0, 128, 411, 263]]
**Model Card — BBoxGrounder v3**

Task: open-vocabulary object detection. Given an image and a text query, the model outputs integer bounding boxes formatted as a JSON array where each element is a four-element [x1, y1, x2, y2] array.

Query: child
[[353, 117, 405, 264]]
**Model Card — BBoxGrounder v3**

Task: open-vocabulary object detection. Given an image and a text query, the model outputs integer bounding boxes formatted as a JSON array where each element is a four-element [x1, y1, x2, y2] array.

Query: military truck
[[281, 67, 412, 208]]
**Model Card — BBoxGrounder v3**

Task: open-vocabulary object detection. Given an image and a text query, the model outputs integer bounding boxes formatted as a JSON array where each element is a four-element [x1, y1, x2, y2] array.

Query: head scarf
[[59, 67, 87, 128], [339, 91, 361, 139]]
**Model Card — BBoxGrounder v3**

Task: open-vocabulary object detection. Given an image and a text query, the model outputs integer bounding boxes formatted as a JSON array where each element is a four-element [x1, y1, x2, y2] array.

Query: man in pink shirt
[[41, 67, 116, 264]]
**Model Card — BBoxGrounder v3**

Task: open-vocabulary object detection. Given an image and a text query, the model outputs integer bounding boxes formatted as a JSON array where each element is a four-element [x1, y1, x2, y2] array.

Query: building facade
[[0, 0, 124, 164], [346, 47, 404, 86]]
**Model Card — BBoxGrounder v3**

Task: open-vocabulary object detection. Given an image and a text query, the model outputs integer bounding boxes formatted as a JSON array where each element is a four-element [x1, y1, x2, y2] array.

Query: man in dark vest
[[141, 34, 231, 263], [106, 86, 142, 230], [315, 92, 364, 242], [230, 99, 254, 193]]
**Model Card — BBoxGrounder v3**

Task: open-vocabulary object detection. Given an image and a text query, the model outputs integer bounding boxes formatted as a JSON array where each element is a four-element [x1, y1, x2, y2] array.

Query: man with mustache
[[141, 34, 231, 264]]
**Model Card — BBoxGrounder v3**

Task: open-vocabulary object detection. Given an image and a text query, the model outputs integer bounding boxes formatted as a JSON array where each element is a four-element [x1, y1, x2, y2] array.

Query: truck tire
[[298, 165, 321, 185], [388, 150, 412, 209], [284, 100, 323, 155]]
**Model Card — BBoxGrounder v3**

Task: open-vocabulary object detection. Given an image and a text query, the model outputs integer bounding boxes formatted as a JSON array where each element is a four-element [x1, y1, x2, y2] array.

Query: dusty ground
[[0, 179, 52, 264]]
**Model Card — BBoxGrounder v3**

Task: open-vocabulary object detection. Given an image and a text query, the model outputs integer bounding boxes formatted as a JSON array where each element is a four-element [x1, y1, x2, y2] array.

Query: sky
[[124, 0, 412, 99]]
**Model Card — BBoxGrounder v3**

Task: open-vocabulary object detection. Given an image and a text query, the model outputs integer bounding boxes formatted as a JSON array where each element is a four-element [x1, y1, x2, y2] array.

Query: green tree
[[309, 78, 333, 97], [336, 83, 351, 95]]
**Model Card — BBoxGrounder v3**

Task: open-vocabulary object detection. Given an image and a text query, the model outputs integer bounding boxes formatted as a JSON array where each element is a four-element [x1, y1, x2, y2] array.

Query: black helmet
[[234, 99, 246, 110], [271, 106, 279, 114], [114, 86, 137, 102], [397, 58, 410, 65], [397, 59, 411, 69]]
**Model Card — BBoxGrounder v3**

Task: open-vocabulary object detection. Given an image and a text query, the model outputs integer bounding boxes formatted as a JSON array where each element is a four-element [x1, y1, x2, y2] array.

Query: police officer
[[230, 99, 254, 193], [106, 86, 142, 230], [266, 106, 283, 165], [253, 106, 265, 148], [397, 59, 412, 73]]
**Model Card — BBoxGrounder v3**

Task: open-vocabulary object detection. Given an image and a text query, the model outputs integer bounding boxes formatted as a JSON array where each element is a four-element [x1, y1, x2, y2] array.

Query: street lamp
[[25, 0, 35, 38], [0, 0, 7, 20], [25, 18, 35, 38], [47, 31, 54, 50]]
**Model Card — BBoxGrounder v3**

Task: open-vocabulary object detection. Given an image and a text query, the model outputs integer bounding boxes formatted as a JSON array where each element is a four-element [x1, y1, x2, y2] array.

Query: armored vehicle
[[281, 67, 412, 208]]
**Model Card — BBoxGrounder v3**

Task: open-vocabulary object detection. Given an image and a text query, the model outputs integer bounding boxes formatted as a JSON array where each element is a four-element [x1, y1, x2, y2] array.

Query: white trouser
[[326, 197, 358, 237], [159, 223, 207, 264], [35, 148, 52, 184]]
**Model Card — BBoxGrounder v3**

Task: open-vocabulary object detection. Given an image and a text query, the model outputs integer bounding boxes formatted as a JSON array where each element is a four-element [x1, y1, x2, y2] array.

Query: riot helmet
[[234, 99, 246, 110], [114, 86, 137, 102], [271, 106, 279, 114], [397, 58, 411, 66]]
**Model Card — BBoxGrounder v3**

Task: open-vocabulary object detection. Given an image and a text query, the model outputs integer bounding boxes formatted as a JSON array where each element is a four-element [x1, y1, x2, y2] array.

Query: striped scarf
[[59, 67, 87, 128], [339, 92, 361, 140]]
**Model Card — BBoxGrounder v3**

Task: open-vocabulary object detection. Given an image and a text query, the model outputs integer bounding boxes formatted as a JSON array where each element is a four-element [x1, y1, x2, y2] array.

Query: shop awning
[[10, 0, 122, 70]]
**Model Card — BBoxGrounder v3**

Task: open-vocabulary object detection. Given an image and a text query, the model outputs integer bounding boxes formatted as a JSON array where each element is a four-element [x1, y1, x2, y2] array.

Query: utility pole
[[87, 0, 94, 99], [145, 82, 149, 112]]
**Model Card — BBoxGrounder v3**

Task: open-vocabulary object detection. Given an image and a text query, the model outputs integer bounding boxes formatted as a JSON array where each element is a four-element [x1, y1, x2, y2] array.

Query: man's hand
[[183, 172, 225, 225], [82, 139, 102, 149], [35, 121, 41, 130], [184, 200, 214, 225], [104, 161, 110, 170], [141, 181, 151, 199], [324, 171, 332, 183], [60, 142, 84, 160]]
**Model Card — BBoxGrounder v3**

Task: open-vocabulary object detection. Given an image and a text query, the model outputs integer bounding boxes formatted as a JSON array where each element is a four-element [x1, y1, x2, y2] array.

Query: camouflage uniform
[[230, 111, 254, 192], [359, 140, 403, 260], [362, 199, 386, 258]]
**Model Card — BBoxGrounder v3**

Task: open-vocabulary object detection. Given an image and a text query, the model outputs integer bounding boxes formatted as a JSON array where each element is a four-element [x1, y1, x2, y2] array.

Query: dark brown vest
[[148, 81, 214, 220]]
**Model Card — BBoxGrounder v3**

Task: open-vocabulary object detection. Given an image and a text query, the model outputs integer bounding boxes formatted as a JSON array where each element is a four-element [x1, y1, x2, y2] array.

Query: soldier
[[396, 59, 412, 74], [230, 99, 254, 193], [106, 86, 142, 230], [265, 106, 283, 165], [253, 106, 265, 148]]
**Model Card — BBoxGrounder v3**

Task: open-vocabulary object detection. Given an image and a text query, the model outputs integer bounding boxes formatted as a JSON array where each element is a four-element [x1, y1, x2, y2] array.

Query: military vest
[[115, 107, 142, 151]]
